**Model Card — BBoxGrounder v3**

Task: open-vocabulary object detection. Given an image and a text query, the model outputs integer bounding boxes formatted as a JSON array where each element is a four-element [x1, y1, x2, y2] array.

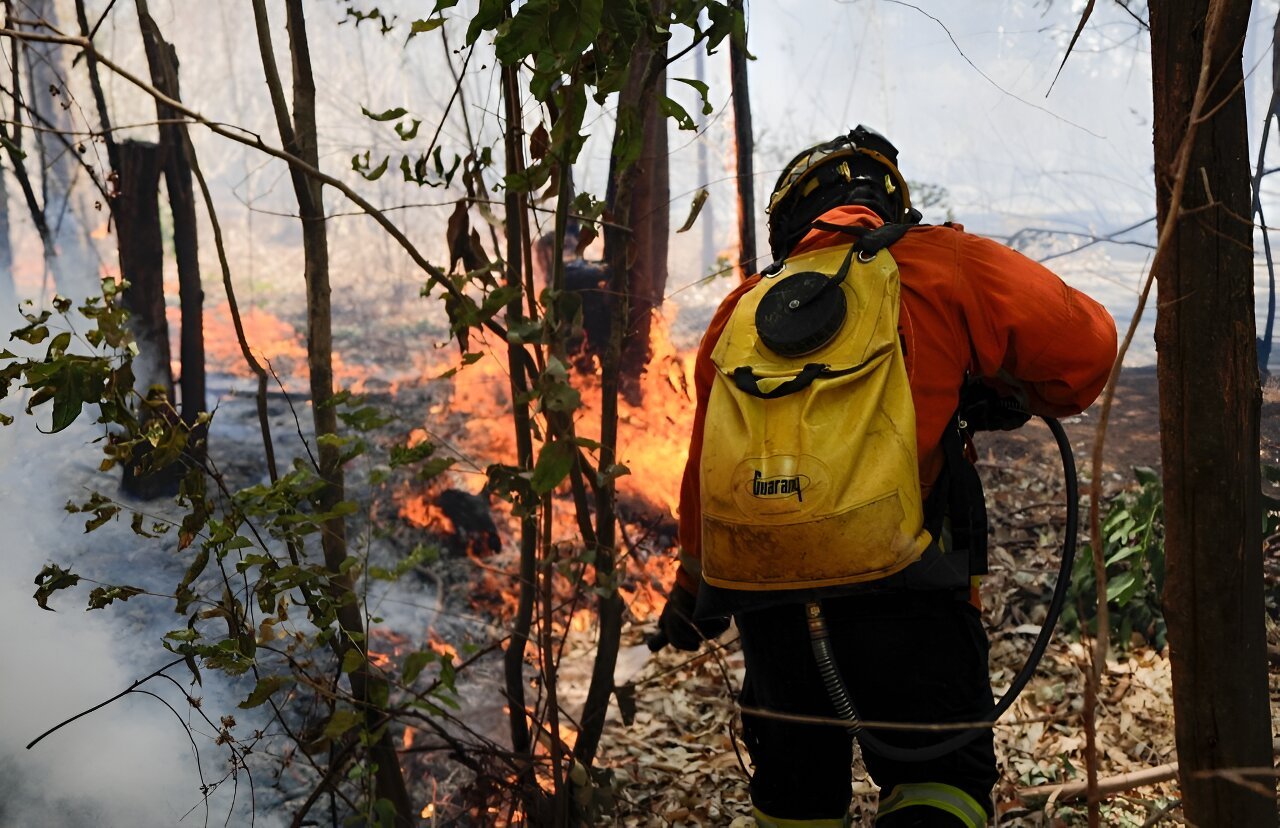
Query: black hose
[[809, 415, 1078, 763]]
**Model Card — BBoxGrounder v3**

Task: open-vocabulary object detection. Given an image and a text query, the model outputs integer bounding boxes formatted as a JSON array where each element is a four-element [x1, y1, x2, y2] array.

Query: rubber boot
[[875, 783, 988, 827]]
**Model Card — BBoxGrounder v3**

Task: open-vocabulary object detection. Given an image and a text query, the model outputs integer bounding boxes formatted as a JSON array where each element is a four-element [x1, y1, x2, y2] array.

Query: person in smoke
[[654, 126, 1117, 826]]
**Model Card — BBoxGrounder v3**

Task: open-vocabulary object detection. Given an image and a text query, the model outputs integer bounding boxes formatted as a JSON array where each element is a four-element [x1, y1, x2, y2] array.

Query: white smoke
[[0, 400, 280, 828]]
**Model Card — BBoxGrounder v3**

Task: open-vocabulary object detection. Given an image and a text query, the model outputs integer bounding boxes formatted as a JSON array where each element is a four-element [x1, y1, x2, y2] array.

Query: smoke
[[0, 402, 279, 828]]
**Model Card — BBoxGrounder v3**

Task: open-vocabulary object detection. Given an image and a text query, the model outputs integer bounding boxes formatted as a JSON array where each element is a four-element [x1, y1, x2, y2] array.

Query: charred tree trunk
[[136, 3, 205, 438], [251, 2, 413, 822], [1150, 1, 1275, 824], [116, 141, 170, 398], [610, 10, 669, 402], [116, 140, 179, 499], [729, 0, 756, 278]]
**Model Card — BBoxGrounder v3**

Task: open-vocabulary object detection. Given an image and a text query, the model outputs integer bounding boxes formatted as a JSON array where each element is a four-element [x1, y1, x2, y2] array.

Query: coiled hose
[[809, 415, 1078, 763]]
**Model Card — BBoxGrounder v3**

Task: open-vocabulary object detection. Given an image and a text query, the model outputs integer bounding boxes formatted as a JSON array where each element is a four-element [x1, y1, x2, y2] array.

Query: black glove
[[656, 582, 730, 652], [959, 380, 1031, 432]]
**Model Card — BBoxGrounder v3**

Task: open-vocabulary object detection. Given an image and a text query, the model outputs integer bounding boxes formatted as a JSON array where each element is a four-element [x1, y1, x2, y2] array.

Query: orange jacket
[[675, 205, 1118, 594]]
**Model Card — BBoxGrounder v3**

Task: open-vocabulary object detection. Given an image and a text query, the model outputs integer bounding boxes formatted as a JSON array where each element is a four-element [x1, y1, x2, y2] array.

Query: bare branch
[[0, 26, 512, 343]]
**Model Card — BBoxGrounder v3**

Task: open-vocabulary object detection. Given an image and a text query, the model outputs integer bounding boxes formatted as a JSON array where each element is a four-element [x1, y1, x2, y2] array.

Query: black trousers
[[735, 591, 998, 822]]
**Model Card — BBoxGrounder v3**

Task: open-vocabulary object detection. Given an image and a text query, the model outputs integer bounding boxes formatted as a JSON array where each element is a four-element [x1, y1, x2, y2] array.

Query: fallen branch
[[1019, 739, 1280, 806], [1018, 762, 1179, 806]]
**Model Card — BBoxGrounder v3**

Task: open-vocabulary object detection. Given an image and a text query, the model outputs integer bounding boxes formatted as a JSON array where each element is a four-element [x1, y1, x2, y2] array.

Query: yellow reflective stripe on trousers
[[752, 806, 851, 827], [876, 782, 988, 827]]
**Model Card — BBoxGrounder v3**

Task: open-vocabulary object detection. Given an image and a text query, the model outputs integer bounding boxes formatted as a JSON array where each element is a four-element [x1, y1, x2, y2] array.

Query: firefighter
[[657, 126, 1118, 827]]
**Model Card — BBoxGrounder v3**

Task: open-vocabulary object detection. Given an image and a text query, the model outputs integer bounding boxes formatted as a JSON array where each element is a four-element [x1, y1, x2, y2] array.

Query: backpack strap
[[731, 363, 859, 399], [809, 220, 914, 255]]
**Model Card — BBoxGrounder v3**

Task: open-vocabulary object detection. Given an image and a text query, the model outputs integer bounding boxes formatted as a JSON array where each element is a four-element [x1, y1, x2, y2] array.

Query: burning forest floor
[[312, 351, 1279, 826], [200, 354, 1280, 827], [12, 300, 1280, 827]]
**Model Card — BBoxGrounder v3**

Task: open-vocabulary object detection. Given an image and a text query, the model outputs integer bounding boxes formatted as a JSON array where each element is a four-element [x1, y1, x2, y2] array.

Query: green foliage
[[7, 283, 464, 820], [1064, 467, 1167, 649]]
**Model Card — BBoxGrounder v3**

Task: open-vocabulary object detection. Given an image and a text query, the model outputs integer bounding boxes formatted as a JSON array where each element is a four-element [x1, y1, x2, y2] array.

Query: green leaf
[[323, 708, 362, 740], [494, 0, 551, 64], [548, 0, 603, 59], [659, 96, 696, 131], [46, 331, 71, 359], [435, 352, 484, 380], [395, 119, 422, 141], [239, 674, 294, 709], [87, 584, 144, 610], [407, 18, 445, 39], [506, 318, 545, 345], [417, 456, 456, 481], [357, 155, 391, 182], [1134, 466, 1160, 488], [1105, 544, 1143, 566], [1105, 571, 1137, 603], [612, 106, 644, 169], [176, 547, 210, 614], [676, 188, 709, 233], [531, 439, 575, 494], [503, 159, 553, 194], [598, 463, 630, 485], [341, 647, 366, 674], [33, 563, 80, 611], [361, 106, 409, 122], [11, 323, 49, 344], [82, 501, 121, 532], [465, 0, 505, 45], [402, 650, 437, 683], [673, 76, 713, 115]]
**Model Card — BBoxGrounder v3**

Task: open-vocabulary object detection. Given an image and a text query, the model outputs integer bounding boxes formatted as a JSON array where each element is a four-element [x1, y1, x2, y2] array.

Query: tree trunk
[[116, 140, 179, 500], [575, 23, 668, 770], [729, 0, 756, 278], [1149, 1, 1276, 824], [136, 4, 205, 435], [116, 141, 171, 399], [500, 49, 537, 763], [250, 2, 413, 821], [611, 8, 669, 402]]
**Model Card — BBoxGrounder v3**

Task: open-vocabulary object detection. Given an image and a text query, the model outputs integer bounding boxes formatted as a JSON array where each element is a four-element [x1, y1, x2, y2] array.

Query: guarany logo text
[[750, 470, 807, 502]]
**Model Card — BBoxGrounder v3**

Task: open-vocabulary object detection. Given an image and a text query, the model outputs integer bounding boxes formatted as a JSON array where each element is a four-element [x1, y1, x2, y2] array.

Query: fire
[[400, 311, 696, 517], [426, 632, 458, 662], [192, 301, 430, 394], [392, 309, 693, 628], [399, 492, 454, 534]]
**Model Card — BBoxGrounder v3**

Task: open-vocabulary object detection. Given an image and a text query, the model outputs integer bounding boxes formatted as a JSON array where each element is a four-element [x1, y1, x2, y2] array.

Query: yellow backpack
[[699, 233, 931, 591]]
